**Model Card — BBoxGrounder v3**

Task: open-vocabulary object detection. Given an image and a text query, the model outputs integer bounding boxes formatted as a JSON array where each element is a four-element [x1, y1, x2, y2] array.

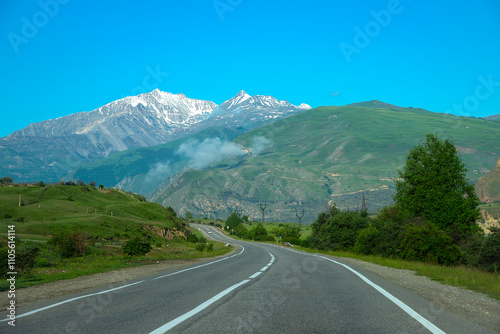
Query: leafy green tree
[[394, 134, 480, 242], [225, 212, 243, 232], [234, 223, 249, 239], [0, 177, 13, 184], [185, 211, 193, 219], [310, 205, 369, 251], [249, 223, 272, 241]]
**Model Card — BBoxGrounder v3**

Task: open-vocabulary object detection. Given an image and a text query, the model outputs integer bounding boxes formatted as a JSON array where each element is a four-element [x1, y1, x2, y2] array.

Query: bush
[[195, 243, 206, 252], [0, 247, 8, 278], [207, 243, 214, 252], [399, 222, 463, 265], [354, 224, 380, 255], [122, 237, 152, 256], [478, 227, 500, 272], [187, 234, 199, 243], [49, 232, 88, 258], [310, 208, 369, 251], [16, 242, 40, 273]]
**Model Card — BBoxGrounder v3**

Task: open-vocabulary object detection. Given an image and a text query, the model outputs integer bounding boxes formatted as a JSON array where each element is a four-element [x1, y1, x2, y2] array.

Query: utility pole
[[235, 207, 243, 219], [361, 193, 367, 212], [295, 207, 305, 226], [259, 201, 267, 223]]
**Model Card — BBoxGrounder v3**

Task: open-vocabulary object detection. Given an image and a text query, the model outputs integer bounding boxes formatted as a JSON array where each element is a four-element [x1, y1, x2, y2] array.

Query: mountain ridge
[[1, 89, 310, 182], [149, 105, 500, 223]]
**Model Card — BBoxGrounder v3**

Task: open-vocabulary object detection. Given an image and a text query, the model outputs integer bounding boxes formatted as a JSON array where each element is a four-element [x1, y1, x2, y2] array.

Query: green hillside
[[0, 183, 231, 289], [0, 184, 182, 241], [151, 105, 500, 223], [69, 126, 242, 195]]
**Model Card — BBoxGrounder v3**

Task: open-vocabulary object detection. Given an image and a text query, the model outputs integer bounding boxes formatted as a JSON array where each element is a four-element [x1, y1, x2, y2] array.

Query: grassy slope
[[0, 184, 231, 290], [69, 126, 242, 194], [152, 106, 500, 222]]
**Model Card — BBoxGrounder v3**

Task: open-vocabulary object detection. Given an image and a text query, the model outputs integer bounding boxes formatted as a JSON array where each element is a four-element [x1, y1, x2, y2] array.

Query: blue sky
[[1, 0, 499, 137]]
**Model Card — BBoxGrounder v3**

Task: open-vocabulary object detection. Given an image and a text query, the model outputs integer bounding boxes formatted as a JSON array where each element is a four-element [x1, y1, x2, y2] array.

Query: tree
[[310, 209, 369, 251], [185, 211, 193, 219], [394, 134, 480, 242], [225, 212, 243, 231], [0, 177, 13, 184]]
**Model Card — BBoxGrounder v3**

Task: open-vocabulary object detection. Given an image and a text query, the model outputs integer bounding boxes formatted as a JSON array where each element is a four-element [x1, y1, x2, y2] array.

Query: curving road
[[1, 224, 497, 333]]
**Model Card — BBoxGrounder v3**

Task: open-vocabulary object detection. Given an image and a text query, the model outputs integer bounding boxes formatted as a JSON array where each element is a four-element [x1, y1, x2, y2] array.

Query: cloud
[[251, 136, 273, 155], [176, 137, 246, 169], [144, 161, 173, 185], [329, 91, 341, 97]]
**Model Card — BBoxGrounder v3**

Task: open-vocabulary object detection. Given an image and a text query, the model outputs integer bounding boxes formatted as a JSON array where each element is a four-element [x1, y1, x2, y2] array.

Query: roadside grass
[[0, 185, 233, 291], [217, 220, 500, 301], [0, 238, 232, 291], [293, 246, 500, 301]]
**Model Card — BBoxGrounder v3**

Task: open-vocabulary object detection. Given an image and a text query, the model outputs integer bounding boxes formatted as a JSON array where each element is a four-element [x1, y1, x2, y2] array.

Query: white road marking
[[249, 271, 262, 278], [149, 250, 276, 333], [0, 244, 245, 322], [270, 245, 445, 334], [318, 256, 446, 334], [149, 280, 251, 334]]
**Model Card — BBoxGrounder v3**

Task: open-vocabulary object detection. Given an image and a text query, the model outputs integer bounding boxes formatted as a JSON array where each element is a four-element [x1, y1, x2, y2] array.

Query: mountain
[[475, 158, 500, 203], [68, 126, 242, 195], [150, 105, 500, 223], [185, 90, 311, 134], [484, 114, 500, 121], [0, 90, 310, 183]]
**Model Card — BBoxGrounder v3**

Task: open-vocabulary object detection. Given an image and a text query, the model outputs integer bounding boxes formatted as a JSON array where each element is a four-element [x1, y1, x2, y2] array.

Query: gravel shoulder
[[335, 256, 500, 332], [4, 249, 500, 332]]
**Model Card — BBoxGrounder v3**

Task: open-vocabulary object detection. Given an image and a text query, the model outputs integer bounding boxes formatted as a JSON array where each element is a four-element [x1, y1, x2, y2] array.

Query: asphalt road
[[1, 224, 497, 333]]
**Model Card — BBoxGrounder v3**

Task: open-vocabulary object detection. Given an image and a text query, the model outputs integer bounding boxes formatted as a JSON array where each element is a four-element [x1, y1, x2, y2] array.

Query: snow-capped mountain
[[10, 89, 217, 143], [1, 89, 310, 182], [201, 90, 311, 130]]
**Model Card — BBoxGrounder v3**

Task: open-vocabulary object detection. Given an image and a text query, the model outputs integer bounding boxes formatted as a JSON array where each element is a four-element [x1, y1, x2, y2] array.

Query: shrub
[[122, 237, 152, 256], [0, 247, 8, 278], [310, 208, 369, 251], [478, 227, 500, 272], [207, 243, 214, 252], [399, 222, 463, 265], [195, 243, 206, 252], [187, 234, 199, 243], [354, 224, 380, 255], [49, 232, 88, 258], [16, 242, 40, 273]]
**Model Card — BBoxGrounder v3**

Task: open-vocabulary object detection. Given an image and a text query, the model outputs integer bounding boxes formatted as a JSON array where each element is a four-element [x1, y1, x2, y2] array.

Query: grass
[[0, 184, 233, 291], [152, 105, 500, 222], [217, 220, 500, 301], [292, 246, 500, 301]]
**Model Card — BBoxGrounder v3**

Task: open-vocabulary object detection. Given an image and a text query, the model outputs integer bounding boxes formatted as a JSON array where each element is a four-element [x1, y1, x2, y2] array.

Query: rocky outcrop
[[141, 224, 189, 240], [479, 209, 500, 234], [475, 158, 500, 203]]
